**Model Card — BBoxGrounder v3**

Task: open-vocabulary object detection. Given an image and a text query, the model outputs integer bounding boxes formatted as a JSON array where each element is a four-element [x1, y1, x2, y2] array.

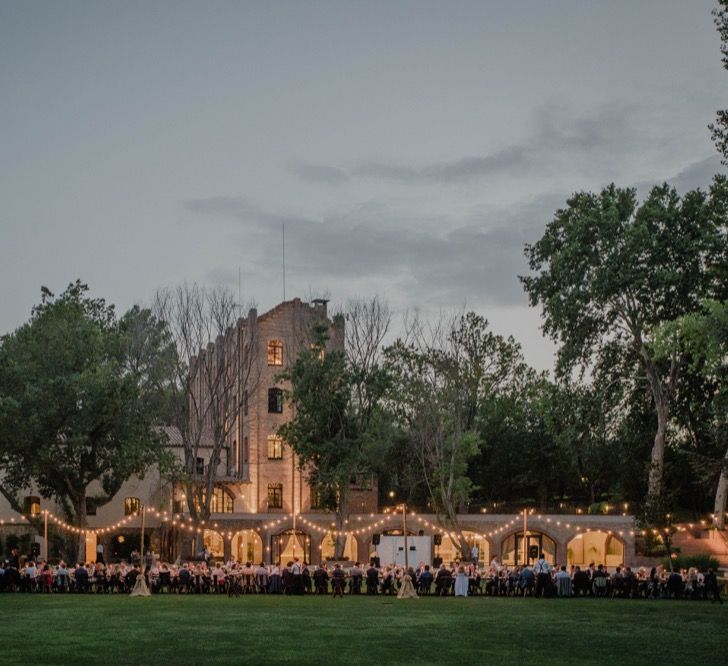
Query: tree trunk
[[334, 494, 349, 560], [714, 446, 728, 530], [74, 494, 88, 564], [646, 398, 669, 522]]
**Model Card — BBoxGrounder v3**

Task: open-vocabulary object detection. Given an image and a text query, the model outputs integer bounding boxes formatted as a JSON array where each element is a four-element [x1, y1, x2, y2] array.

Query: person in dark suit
[[704, 568, 723, 605], [572, 566, 590, 596], [331, 564, 345, 598], [313, 566, 329, 594], [366, 564, 379, 595]]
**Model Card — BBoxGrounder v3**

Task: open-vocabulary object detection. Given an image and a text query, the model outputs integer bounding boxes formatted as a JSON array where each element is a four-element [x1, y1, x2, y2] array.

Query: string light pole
[[43, 509, 49, 562]]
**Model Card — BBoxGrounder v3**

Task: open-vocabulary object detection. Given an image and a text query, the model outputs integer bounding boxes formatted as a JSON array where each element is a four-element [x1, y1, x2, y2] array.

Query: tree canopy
[[0, 281, 168, 558]]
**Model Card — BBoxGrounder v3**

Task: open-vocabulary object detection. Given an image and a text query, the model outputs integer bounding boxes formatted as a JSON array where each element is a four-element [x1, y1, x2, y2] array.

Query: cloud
[[183, 193, 564, 308], [287, 162, 349, 186], [288, 103, 646, 186]]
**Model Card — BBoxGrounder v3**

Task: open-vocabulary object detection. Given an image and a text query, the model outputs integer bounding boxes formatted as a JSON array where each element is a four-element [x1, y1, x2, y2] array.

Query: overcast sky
[[1, 0, 725, 370]]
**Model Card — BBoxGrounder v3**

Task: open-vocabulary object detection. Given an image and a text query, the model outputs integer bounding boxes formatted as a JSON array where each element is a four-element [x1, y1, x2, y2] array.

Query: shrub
[[661, 553, 720, 571]]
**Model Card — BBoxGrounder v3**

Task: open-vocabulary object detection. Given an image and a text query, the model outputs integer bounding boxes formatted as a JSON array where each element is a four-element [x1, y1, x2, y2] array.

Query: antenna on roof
[[282, 223, 286, 302], [238, 266, 242, 318]]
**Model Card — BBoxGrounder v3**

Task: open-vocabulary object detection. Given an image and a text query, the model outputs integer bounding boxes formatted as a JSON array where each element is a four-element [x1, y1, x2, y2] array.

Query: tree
[[150, 284, 259, 545], [0, 282, 167, 560], [386, 312, 528, 560], [522, 179, 728, 520], [279, 297, 393, 559], [656, 300, 728, 527], [710, 1, 728, 163]]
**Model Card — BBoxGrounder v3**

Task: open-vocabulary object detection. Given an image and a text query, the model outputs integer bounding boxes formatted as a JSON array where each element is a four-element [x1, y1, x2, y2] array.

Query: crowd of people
[[0, 548, 723, 603]]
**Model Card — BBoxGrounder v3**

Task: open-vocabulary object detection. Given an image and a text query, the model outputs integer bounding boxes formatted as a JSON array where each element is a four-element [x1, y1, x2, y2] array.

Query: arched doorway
[[501, 530, 556, 566], [203, 529, 225, 559], [320, 532, 358, 562], [272, 530, 311, 565], [567, 531, 624, 568], [437, 531, 490, 565], [232, 529, 263, 564]]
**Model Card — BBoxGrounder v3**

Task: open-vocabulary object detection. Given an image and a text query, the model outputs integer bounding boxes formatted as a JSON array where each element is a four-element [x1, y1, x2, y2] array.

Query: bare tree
[[152, 284, 260, 552], [386, 311, 528, 561]]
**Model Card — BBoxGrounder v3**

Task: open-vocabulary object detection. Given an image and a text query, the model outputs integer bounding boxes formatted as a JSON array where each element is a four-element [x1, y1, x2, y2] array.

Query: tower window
[[268, 339, 283, 366]]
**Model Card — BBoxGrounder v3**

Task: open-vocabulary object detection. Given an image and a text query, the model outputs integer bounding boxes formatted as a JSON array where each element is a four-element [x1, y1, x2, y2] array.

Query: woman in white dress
[[454, 566, 469, 597]]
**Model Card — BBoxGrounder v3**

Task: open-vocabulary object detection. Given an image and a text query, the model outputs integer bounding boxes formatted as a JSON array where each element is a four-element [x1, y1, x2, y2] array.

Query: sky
[[1, 0, 725, 371]]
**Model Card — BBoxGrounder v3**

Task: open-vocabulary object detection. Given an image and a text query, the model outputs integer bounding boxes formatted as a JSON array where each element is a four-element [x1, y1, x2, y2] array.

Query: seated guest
[[435, 566, 452, 596], [255, 563, 269, 594], [592, 565, 608, 597], [572, 566, 590, 596], [269, 565, 283, 594], [418, 565, 433, 595], [381, 568, 395, 595], [555, 565, 572, 597], [518, 566, 535, 596]]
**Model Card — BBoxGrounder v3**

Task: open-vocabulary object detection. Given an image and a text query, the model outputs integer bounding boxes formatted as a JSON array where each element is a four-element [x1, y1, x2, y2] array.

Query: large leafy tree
[[710, 1, 728, 163], [656, 300, 728, 527], [386, 312, 528, 560], [279, 303, 392, 559], [522, 179, 728, 520], [0, 282, 167, 560]]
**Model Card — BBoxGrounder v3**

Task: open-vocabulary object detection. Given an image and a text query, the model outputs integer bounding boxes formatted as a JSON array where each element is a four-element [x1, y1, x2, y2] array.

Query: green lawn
[[2, 595, 725, 665]]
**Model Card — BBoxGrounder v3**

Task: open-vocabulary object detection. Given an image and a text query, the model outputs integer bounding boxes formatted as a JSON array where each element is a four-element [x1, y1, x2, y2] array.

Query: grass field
[[2, 595, 725, 665]]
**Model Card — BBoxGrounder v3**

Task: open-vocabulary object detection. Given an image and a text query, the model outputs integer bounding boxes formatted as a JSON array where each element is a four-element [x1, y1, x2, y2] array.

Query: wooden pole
[[43, 510, 48, 561], [140, 504, 145, 563], [291, 452, 296, 560], [403, 504, 409, 571], [522, 509, 528, 566]]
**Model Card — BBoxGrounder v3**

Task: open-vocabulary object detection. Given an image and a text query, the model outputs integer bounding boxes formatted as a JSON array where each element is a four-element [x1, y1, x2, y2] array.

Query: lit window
[[267, 435, 283, 460], [310, 343, 325, 361], [193, 487, 234, 514], [268, 483, 283, 509], [209, 487, 234, 514], [268, 339, 283, 366], [24, 496, 41, 517], [268, 388, 283, 413], [124, 497, 141, 516]]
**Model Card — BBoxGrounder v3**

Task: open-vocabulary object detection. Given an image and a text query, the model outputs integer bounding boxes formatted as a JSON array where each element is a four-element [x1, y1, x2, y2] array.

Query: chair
[[557, 576, 572, 597]]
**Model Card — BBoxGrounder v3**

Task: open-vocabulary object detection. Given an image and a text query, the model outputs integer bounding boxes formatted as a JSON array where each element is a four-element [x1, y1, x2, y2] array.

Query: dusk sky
[[1, 0, 725, 370]]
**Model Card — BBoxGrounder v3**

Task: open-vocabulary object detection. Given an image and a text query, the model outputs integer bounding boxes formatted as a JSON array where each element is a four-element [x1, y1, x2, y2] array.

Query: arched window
[[268, 339, 283, 366], [501, 531, 556, 565]]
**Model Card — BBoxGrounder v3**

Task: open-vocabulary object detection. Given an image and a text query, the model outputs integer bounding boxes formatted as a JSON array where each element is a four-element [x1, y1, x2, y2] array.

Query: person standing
[[331, 563, 345, 598], [704, 568, 723, 605], [291, 557, 303, 595], [534, 552, 552, 598], [366, 562, 379, 595], [454, 566, 469, 597]]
